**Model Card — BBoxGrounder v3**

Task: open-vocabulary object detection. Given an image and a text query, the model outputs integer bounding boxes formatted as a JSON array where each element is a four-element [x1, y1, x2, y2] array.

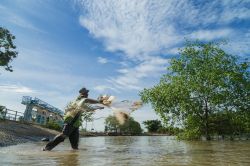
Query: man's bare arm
[[84, 98, 101, 104]]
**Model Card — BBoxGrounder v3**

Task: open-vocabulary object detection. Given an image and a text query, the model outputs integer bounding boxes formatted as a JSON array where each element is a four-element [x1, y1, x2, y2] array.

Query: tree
[[81, 111, 94, 131], [0, 105, 7, 119], [120, 117, 142, 135], [105, 115, 120, 133], [0, 27, 18, 72], [105, 115, 142, 135], [0, 105, 5, 112], [140, 41, 250, 140], [45, 120, 62, 131], [143, 120, 162, 133]]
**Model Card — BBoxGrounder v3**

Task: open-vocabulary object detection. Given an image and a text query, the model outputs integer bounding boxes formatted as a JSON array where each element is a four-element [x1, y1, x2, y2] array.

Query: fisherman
[[43, 87, 105, 151]]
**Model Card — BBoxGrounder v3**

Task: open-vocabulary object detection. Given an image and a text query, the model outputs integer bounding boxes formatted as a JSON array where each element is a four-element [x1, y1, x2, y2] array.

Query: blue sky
[[0, 0, 249, 131]]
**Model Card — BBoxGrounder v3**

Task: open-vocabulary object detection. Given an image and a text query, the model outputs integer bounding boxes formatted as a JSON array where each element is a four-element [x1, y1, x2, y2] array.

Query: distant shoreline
[[1, 120, 249, 148], [80, 131, 171, 137], [0, 120, 172, 147]]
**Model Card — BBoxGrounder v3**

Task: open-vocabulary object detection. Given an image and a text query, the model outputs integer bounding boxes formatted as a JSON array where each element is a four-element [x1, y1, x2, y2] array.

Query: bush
[[45, 120, 62, 131], [0, 105, 6, 120], [157, 126, 183, 135]]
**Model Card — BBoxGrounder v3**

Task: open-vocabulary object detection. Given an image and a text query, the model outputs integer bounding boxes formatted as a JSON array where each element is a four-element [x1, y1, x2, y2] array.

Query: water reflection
[[0, 136, 250, 166], [58, 151, 79, 166]]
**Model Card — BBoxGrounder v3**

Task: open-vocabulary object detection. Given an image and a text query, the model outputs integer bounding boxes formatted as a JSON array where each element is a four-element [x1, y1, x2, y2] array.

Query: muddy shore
[[0, 120, 59, 147]]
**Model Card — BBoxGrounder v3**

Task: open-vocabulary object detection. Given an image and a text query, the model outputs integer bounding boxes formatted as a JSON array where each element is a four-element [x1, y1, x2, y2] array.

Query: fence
[[0, 108, 24, 121]]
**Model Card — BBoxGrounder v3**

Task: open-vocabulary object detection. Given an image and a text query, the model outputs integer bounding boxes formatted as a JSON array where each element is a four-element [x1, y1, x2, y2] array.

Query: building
[[22, 96, 64, 126]]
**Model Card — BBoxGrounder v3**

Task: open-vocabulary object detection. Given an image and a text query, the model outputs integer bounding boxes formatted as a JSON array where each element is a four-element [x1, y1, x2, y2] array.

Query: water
[[0, 136, 250, 166]]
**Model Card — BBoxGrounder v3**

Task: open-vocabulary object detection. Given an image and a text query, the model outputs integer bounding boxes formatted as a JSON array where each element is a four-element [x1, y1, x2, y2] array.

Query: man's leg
[[69, 127, 79, 150], [43, 123, 73, 151], [43, 133, 66, 151]]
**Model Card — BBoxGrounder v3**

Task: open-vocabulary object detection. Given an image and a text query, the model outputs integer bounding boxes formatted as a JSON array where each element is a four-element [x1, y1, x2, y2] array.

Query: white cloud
[[97, 57, 108, 64], [224, 30, 250, 57], [0, 45, 108, 112], [219, 0, 250, 23], [0, 84, 36, 93], [93, 85, 120, 93], [77, 0, 250, 92], [117, 69, 129, 74], [189, 28, 233, 41], [107, 57, 169, 91], [78, 0, 182, 60], [78, 0, 250, 58], [0, 4, 44, 33], [165, 47, 181, 55]]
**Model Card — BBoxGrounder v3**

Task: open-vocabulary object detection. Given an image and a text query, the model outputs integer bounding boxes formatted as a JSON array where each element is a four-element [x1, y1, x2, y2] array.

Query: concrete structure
[[22, 96, 63, 126]]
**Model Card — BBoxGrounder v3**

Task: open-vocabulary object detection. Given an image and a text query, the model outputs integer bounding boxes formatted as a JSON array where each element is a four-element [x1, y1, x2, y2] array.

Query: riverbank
[[0, 120, 59, 147], [1, 120, 165, 147], [80, 131, 171, 137]]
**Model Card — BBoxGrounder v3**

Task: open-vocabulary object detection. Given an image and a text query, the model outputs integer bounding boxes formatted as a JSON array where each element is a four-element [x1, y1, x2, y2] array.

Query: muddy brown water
[[0, 136, 250, 166]]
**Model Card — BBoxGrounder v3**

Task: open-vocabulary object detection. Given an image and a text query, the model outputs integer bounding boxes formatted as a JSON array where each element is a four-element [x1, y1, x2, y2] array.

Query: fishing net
[[99, 95, 143, 124]]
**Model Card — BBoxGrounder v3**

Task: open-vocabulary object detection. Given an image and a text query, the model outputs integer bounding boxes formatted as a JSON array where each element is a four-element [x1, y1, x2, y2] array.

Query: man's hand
[[98, 95, 114, 106]]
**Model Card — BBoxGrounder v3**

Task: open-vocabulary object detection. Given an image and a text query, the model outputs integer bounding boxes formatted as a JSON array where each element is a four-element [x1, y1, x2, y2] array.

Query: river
[[0, 136, 250, 166]]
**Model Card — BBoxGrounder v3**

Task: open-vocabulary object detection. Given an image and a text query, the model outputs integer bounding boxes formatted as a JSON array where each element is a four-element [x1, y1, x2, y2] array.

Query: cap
[[79, 87, 89, 94]]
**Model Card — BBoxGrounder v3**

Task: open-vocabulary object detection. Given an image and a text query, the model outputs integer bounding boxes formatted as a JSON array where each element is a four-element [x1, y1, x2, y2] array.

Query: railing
[[0, 109, 24, 121]]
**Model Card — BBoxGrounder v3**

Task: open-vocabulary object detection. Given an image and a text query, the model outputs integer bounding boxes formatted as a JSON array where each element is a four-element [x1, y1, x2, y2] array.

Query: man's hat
[[79, 87, 89, 94]]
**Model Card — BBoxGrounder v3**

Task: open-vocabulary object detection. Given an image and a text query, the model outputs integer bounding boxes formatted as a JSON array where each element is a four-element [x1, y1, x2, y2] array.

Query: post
[[15, 111, 17, 121], [85, 121, 88, 131], [23, 104, 33, 121], [3, 109, 7, 119]]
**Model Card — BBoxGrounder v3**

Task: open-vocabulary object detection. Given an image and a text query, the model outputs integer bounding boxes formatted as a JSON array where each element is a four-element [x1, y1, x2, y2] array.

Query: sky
[[0, 0, 249, 131]]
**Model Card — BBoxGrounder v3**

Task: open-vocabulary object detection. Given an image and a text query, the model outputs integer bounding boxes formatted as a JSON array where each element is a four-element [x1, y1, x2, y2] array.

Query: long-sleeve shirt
[[64, 97, 95, 128]]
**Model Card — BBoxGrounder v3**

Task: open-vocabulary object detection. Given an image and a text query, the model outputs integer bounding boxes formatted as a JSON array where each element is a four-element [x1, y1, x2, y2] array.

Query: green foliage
[[143, 119, 182, 135], [45, 120, 62, 131], [204, 110, 250, 138], [80, 111, 94, 129], [0, 105, 6, 119], [18, 116, 24, 122], [0, 27, 18, 72], [140, 41, 250, 140], [143, 119, 162, 132], [157, 126, 182, 135], [105, 115, 120, 133], [0, 105, 5, 112], [120, 117, 142, 135], [80, 128, 87, 132], [105, 115, 142, 135]]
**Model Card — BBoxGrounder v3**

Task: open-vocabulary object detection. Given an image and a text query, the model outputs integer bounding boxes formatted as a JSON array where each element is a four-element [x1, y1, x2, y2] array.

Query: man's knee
[[55, 133, 67, 142]]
